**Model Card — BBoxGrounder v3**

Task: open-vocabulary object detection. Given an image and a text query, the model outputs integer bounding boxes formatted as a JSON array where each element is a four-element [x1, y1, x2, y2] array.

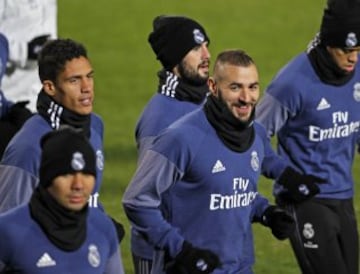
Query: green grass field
[[58, 1, 360, 273]]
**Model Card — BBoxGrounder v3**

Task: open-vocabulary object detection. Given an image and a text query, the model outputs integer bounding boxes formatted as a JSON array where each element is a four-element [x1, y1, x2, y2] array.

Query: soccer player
[[0, 38, 125, 242], [0, 38, 106, 212], [130, 15, 211, 273], [0, 127, 124, 273], [256, 1, 360, 273], [123, 49, 296, 274]]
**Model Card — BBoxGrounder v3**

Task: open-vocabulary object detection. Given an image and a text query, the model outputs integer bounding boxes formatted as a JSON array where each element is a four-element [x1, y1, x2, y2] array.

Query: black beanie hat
[[39, 126, 96, 188], [148, 15, 210, 70], [320, 1, 360, 47]]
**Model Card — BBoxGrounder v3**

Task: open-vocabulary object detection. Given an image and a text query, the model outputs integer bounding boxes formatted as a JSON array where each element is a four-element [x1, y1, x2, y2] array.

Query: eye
[[249, 84, 259, 91], [229, 84, 240, 91], [192, 45, 201, 51], [69, 77, 79, 83]]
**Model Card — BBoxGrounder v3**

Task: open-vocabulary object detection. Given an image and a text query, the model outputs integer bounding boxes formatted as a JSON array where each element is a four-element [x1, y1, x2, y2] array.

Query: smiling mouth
[[80, 98, 92, 106]]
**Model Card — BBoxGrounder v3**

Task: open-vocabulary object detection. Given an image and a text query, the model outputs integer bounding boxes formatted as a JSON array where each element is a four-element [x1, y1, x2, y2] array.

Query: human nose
[[238, 89, 251, 102], [81, 77, 93, 93], [71, 173, 84, 190], [348, 51, 358, 63], [201, 44, 210, 59]]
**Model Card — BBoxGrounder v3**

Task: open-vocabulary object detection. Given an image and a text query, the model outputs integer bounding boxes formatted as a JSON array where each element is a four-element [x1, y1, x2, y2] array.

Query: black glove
[[165, 241, 221, 274], [109, 216, 125, 243], [0, 265, 21, 273], [278, 167, 325, 203], [261, 205, 295, 240], [0, 101, 32, 156], [27, 35, 50, 60]]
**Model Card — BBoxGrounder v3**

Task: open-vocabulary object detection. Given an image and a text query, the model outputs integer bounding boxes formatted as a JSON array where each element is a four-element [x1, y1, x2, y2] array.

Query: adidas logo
[[212, 160, 226, 173], [36, 252, 56, 268], [316, 98, 330, 110]]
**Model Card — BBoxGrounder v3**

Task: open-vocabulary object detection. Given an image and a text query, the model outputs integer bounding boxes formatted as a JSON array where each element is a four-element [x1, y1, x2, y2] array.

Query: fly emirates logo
[[309, 111, 360, 142], [209, 177, 257, 211]]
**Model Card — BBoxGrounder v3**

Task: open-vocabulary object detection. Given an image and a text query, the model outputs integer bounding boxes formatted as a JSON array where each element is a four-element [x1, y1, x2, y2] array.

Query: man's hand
[[278, 167, 325, 203], [165, 241, 221, 274], [261, 205, 295, 240]]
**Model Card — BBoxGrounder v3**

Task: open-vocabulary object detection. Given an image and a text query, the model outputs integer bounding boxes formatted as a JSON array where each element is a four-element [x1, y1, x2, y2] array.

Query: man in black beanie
[[0, 126, 125, 273], [0, 38, 125, 243], [129, 15, 211, 274], [256, 0, 360, 273]]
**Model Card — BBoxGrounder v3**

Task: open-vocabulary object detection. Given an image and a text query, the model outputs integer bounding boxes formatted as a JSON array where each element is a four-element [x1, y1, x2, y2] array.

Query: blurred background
[[58, 1, 359, 273]]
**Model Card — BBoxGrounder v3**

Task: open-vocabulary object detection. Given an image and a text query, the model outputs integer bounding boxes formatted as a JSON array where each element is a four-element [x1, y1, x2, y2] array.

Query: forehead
[[60, 56, 92, 77], [217, 63, 258, 83]]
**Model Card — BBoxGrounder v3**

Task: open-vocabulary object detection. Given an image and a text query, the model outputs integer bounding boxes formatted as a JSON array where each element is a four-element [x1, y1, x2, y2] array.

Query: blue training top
[[124, 108, 285, 274], [0, 113, 105, 212], [132, 92, 204, 259], [256, 52, 360, 199], [0, 204, 124, 274]]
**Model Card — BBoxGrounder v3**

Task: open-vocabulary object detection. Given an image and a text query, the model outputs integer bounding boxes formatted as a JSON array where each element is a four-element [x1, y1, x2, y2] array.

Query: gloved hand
[[278, 167, 325, 203], [27, 35, 50, 60], [165, 241, 221, 274], [261, 205, 295, 240], [109, 216, 125, 243]]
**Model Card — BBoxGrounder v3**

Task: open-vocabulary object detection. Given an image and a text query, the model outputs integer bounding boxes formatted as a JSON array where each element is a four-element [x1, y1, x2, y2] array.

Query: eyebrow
[[66, 70, 94, 80]]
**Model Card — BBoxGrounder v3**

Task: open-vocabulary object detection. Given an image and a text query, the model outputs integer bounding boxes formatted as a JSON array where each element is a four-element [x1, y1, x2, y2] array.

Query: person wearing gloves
[[131, 14, 211, 274], [123, 49, 296, 274], [256, 1, 360, 273], [0, 126, 125, 274]]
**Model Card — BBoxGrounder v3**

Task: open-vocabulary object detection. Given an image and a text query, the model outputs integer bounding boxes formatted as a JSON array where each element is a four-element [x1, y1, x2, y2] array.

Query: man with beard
[[256, 1, 360, 273], [123, 50, 297, 274], [0, 126, 124, 273], [129, 15, 211, 274], [0, 38, 124, 242]]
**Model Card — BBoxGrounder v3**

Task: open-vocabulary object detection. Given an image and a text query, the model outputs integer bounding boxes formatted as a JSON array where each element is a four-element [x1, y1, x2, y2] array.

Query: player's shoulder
[[253, 121, 268, 137], [90, 112, 104, 134], [87, 209, 113, 232], [2, 115, 49, 164], [160, 108, 211, 149], [0, 205, 30, 231]]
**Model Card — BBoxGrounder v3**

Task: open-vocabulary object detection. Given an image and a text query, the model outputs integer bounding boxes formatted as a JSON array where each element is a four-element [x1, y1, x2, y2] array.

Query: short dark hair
[[213, 49, 255, 82], [38, 38, 88, 83], [214, 49, 254, 69]]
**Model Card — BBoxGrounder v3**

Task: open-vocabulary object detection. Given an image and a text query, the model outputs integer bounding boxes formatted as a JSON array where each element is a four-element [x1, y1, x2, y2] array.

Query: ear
[[42, 80, 56, 96], [208, 77, 217, 96], [172, 65, 180, 77]]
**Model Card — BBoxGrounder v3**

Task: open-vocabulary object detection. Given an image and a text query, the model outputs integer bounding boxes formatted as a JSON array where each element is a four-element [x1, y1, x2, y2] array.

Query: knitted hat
[[320, 1, 360, 47], [148, 15, 210, 70], [39, 126, 96, 188]]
